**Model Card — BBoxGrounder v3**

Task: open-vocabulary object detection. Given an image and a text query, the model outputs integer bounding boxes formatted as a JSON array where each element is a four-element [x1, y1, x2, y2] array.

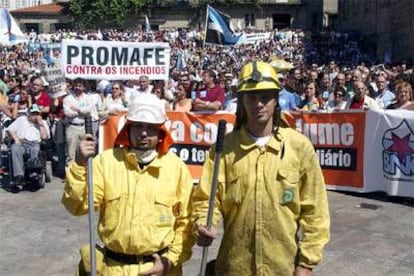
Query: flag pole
[[202, 4, 210, 49]]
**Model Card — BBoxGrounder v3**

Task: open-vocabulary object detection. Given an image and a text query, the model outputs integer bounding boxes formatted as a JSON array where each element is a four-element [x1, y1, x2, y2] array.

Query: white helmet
[[127, 93, 167, 124]]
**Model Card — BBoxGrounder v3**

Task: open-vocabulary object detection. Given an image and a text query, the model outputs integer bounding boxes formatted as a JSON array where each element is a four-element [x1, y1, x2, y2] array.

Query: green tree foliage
[[70, 0, 147, 28]]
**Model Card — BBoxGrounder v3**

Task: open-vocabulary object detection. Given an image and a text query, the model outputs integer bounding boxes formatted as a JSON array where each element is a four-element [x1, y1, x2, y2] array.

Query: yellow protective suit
[[192, 126, 330, 276], [62, 148, 195, 275]]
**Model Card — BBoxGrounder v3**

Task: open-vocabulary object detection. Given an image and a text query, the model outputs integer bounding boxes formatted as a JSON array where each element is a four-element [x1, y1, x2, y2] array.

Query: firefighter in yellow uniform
[[62, 93, 195, 275], [192, 61, 330, 276]]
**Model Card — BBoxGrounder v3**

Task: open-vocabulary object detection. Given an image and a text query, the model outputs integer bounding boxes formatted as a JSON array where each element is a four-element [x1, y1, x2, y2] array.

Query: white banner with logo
[[61, 40, 171, 80], [363, 110, 414, 197]]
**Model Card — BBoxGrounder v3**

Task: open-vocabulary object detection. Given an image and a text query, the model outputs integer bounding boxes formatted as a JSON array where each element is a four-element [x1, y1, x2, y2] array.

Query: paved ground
[[1, 177, 413, 276]]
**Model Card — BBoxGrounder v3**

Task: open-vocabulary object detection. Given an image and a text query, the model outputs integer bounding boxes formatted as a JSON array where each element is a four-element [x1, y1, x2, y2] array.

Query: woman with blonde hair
[[387, 81, 414, 110]]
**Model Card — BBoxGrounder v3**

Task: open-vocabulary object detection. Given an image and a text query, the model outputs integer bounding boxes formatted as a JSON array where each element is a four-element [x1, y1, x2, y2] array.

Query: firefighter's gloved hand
[[196, 226, 217, 247]]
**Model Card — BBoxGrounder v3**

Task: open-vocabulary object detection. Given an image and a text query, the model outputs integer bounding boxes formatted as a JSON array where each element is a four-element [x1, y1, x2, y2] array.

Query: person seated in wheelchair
[[6, 104, 50, 192]]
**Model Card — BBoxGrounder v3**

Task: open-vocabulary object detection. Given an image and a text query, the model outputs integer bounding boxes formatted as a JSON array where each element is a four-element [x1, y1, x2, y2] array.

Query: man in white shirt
[[124, 76, 154, 105], [63, 78, 95, 162], [6, 104, 50, 192], [374, 75, 395, 108]]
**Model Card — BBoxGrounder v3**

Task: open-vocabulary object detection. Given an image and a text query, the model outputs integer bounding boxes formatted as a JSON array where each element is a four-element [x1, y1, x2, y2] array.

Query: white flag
[[145, 16, 152, 33]]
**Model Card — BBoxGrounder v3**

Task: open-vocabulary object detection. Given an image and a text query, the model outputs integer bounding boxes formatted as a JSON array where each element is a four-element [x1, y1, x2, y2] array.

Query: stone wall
[[337, 0, 414, 63]]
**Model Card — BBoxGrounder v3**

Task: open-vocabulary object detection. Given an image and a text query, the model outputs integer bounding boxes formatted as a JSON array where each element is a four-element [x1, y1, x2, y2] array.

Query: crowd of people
[[1, 25, 413, 276], [0, 27, 413, 193]]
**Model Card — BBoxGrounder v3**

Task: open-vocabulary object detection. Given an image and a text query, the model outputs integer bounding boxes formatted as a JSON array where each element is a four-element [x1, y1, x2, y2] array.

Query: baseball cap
[[29, 104, 41, 114]]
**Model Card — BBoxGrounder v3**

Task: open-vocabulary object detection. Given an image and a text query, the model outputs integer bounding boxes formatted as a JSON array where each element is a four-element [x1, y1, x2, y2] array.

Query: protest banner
[[363, 110, 414, 197], [61, 39, 170, 80], [286, 111, 366, 188], [44, 63, 66, 98], [100, 110, 414, 197], [165, 112, 235, 180]]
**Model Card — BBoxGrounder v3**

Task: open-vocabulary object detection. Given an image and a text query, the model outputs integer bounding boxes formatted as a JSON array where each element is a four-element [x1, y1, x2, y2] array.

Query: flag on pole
[[0, 8, 28, 46], [145, 15, 152, 34], [237, 19, 243, 32], [205, 5, 242, 46]]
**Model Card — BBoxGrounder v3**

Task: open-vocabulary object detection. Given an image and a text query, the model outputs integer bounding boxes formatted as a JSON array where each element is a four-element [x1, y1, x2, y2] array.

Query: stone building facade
[[12, 0, 339, 34], [337, 0, 414, 63]]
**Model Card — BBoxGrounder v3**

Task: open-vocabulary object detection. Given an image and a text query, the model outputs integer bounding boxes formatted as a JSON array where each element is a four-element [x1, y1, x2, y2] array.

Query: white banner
[[364, 110, 414, 197], [61, 40, 170, 80], [236, 32, 271, 44]]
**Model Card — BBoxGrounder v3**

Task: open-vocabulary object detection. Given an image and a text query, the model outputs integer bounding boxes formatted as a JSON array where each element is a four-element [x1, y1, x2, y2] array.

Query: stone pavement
[[0, 177, 413, 276]]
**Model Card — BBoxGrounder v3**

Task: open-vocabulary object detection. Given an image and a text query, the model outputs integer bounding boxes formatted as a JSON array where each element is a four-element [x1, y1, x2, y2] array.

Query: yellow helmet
[[237, 61, 280, 92]]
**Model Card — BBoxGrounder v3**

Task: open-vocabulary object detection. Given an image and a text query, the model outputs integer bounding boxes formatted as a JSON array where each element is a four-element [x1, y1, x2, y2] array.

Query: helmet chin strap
[[130, 148, 158, 164]]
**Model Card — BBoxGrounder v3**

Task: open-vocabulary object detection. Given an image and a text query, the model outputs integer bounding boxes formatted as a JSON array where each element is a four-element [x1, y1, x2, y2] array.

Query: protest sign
[[44, 63, 66, 98], [61, 40, 170, 80]]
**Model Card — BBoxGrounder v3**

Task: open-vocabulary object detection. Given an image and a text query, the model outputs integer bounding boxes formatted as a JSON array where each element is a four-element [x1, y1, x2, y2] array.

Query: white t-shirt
[[6, 116, 50, 142]]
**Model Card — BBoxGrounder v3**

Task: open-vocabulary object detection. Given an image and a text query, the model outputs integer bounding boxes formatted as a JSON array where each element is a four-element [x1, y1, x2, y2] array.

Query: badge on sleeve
[[281, 189, 294, 204]]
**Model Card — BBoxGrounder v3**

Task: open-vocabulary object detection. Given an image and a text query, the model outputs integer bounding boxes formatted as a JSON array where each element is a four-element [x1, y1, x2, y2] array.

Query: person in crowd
[[192, 61, 330, 275], [346, 68, 363, 99], [62, 93, 195, 275], [5, 76, 22, 99], [30, 77, 51, 119], [0, 91, 11, 118], [346, 80, 380, 110], [137, 75, 153, 94], [50, 92, 67, 178], [173, 83, 192, 112], [327, 60, 339, 85], [6, 104, 50, 192], [300, 80, 323, 111], [223, 79, 238, 113], [277, 73, 299, 112], [63, 78, 96, 163], [11, 89, 32, 119], [324, 87, 347, 111], [191, 69, 225, 111], [288, 67, 304, 101], [152, 84, 172, 111], [386, 81, 414, 110], [309, 70, 318, 82], [374, 75, 395, 108], [318, 72, 331, 102], [98, 81, 129, 119], [178, 73, 193, 97], [86, 81, 103, 137], [333, 73, 347, 92]]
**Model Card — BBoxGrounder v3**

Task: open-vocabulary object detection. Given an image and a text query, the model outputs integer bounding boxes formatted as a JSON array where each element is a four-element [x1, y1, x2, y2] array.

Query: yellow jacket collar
[[239, 126, 282, 153], [124, 148, 162, 169]]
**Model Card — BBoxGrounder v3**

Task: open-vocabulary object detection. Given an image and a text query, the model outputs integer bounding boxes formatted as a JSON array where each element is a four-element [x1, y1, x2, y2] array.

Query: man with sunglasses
[[192, 61, 330, 275]]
